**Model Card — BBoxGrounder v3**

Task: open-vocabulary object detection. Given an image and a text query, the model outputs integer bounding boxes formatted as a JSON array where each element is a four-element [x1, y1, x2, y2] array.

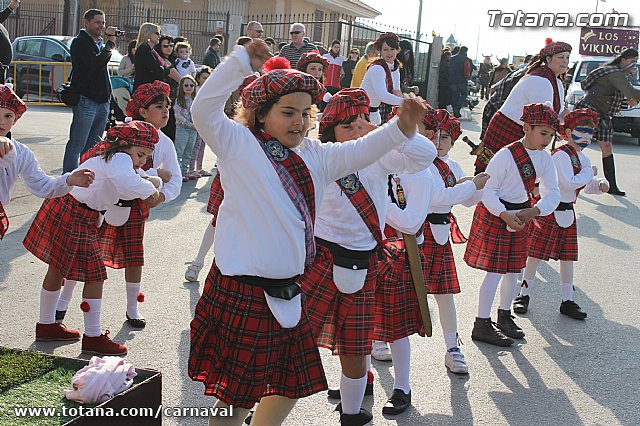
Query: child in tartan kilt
[[187, 39, 429, 425], [513, 108, 609, 319], [465, 102, 561, 347], [24, 121, 160, 356]]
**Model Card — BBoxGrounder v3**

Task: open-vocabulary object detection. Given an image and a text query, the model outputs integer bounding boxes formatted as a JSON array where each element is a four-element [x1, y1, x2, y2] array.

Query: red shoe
[[81, 330, 128, 356], [35, 322, 81, 341]]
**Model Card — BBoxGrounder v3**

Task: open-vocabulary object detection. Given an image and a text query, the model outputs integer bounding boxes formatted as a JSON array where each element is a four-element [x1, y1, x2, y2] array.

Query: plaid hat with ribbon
[[520, 102, 559, 130], [296, 51, 329, 72], [106, 120, 159, 150], [125, 80, 171, 118], [435, 109, 462, 142], [319, 88, 370, 134], [241, 69, 326, 110], [0, 84, 27, 120], [559, 108, 599, 133], [539, 38, 572, 61], [374, 32, 400, 51]]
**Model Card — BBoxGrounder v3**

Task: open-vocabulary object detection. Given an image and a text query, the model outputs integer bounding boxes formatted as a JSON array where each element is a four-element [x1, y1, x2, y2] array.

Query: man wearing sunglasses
[[278, 22, 317, 68], [245, 21, 264, 39]]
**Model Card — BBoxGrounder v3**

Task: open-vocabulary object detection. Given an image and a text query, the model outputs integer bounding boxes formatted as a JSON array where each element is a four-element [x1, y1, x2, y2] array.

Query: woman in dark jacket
[[438, 48, 451, 108], [340, 48, 359, 88]]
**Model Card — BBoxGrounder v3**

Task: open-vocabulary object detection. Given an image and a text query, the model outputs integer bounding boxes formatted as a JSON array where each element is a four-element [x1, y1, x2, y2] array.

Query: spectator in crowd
[[133, 23, 180, 91], [517, 54, 533, 70], [117, 39, 137, 83], [351, 41, 377, 88], [399, 39, 415, 90], [264, 37, 276, 53], [438, 47, 451, 108], [154, 34, 180, 141], [203, 37, 221, 69], [448, 45, 470, 118], [0, 0, 19, 83], [276, 41, 287, 55], [478, 55, 494, 100], [341, 47, 359, 88], [278, 23, 317, 68], [323, 40, 345, 95], [245, 21, 264, 39], [174, 41, 196, 78], [315, 42, 328, 55], [62, 9, 117, 173], [489, 57, 511, 92]]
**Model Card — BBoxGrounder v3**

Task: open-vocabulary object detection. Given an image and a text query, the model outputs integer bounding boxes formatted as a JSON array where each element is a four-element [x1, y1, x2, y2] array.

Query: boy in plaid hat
[[0, 84, 94, 240], [513, 108, 609, 319], [24, 121, 160, 356], [296, 88, 436, 424], [465, 102, 560, 347], [188, 38, 428, 425], [56, 80, 182, 331]]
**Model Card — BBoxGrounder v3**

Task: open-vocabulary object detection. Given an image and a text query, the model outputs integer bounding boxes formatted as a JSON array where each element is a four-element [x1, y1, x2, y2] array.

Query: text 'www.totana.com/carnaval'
[[12, 404, 234, 419]]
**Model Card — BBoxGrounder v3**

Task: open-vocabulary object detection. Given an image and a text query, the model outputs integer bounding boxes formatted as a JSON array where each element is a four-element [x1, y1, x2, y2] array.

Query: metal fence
[[1, 2, 65, 39]]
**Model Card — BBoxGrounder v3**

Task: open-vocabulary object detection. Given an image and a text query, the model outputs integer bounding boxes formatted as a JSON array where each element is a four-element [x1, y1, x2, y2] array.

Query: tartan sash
[[554, 143, 584, 199], [336, 174, 383, 247], [432, 158, 468, 244], [368, 58, 394, 94], [253, 129, 316, 269], [0, 202, 8, 240], [507, 141, 537, 204]]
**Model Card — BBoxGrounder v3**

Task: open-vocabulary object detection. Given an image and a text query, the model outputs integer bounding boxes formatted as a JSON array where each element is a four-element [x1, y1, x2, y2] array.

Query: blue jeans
[[449, 82, 468, 116], [174, 126, 198, 174], [62, 96, 109, 173]]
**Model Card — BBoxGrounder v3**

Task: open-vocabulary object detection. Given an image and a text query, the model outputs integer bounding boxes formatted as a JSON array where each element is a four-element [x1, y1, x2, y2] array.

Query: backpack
[[480, 67, 527, 139]]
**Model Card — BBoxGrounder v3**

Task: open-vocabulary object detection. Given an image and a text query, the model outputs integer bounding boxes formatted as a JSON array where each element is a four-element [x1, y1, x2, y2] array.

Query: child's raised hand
[[66, 169, 95, 188], [396, 94, 426, 138], [157, 168, 172, 183], [245, 39, 273, 72], [0, 137, 13, 158]]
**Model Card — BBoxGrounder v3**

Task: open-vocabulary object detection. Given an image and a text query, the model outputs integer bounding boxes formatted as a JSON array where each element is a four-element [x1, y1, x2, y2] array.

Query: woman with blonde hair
[[133, 22, 180, 91]]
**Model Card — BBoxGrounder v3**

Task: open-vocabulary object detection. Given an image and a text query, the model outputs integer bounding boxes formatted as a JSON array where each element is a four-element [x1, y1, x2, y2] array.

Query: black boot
[[560, 300, 587, 319], [496, 309, 525, 339], [340, 408, 373, 425], [603, 155, 626, 196], [471, 317, 513, 346]]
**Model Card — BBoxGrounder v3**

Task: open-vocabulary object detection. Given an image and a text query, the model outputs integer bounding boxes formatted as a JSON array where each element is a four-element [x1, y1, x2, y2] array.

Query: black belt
[[235, 275, 301, 300], [426, 212, 451, 224], [115, 199, 136, 207], [499, 199, 530, 210], [555, 202, 574, 211], [316, 237, 375, 270], [369, 107, 379, 113], [78, 202, 106, 214]]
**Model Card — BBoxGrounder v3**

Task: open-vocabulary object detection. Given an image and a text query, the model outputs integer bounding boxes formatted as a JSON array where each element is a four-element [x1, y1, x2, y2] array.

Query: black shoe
[[608, 187, 626, 196], [560, 300, 587, 320], [55, 310, 67, 322], [340, 408, 373, 425], [126, 313, 146, 329], [496, 309, 525, 339], [382, 389, 411, 415], [471, 317, 513, 346], [513, 295, 530, 314], [328, 383, 373, 400]]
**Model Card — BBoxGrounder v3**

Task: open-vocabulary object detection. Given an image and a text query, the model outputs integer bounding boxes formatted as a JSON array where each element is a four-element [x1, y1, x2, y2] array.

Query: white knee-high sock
[[40, 288, 61, 324], [560, 261, 575, 301], [193, 223, 216, 267], [520, 258, 542, 296], [82, 298, 102, 337], [499, 273, 518, 310], [477, 272, 502, 318], [434, 294, 458, 349], [389, 337, 411, 394], [126, 282, 143, 320], [340, 373, 367, 415], [56, 280, 78, 312], [366, 355, 371, 372]]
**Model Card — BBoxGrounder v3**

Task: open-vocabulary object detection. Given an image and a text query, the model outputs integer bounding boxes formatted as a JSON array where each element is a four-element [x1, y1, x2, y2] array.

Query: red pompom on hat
[[137, 292, 145, 303], [545, 37, 554, 45], [80, 301, 90, 312], [241, 69, 326, 110], [296, 51, 330, 72], [559, 108, 599, 133], [435, 109, 462, 142], [106, 120, 160, 150], [539, 38, 572, 60], [125, 80, 171, 118], [520, 102, 560, 130], [263, 56, 291, 73], [0, 84, 27, 120], [319, 88, 370, 134], [374, 32, 400, 51]]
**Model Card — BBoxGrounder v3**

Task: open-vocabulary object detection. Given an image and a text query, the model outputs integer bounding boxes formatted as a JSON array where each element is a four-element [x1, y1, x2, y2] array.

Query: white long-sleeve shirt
[[143, 130, 182, 203], [553, 148, 607, 202], [191, 45, 413, 279], [361, 62, 403, 108], [385, 169, 433, 245], [315, 133, 437, 251], [70, 153, 158, 211], [0, 139, 71, 205], [428, 156, 481, 212], [499, 75, 565, 124], [483, 142, 560, 217]]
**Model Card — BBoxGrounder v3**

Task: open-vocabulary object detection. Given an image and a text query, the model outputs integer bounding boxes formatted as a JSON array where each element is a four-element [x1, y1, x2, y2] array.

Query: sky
[[362, 0, 638, 62]]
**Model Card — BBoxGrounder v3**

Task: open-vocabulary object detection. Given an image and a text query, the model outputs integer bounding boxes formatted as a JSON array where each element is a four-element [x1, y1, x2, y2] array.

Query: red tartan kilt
[[188, 264, 327, 408], [298, 243, 376, 356], [97, 199, 148, 269], [421, 225, 461, 294], [464, 203, 530, 273], [23, 194, 107, 282], [528, 213, 578, 261], [374, 238, 425, 342], [475, 111, 525, 172]]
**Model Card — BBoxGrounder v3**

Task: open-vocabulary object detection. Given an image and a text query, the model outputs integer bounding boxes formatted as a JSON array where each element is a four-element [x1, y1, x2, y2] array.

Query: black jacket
[[69, 29, 113, 103], [133, 42, 171, 91]]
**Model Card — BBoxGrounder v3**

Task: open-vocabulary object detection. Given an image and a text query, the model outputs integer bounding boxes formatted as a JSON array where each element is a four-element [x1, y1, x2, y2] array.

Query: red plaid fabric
[[80, 140, 109, 163], [23, 194, 107, 282], [476, 111, 524, 172], [432, 158, 468, 243], [374, 238, 425, 342], [189, 264, 327, 408], [528, 213, 578, 261], [554, 143, 584, 198], [206, 173, 224, 222], [336, 174, 383, 245], [421, 225, 460, 294], [435, 109, 462, 142], [242, 69, 326, 110], [97, 199, 148, 269], [125, 80, 171, 118], [0, 202, 8, 239], [373, 32, 400, 51], [296, 51, 329, 73], [0, 84, 26, 120], [560, 108, 599, 133], [463, 203, 530, 273], [520, 102, 559, 130], [298, 243, 377, 355], [367, 58, 393, 94], [319, 88, 370, 134], [106, 121, 159, 150], [539, 40, 572, 61], [507, 141, 537, 197], [526, 67, 562, 113]]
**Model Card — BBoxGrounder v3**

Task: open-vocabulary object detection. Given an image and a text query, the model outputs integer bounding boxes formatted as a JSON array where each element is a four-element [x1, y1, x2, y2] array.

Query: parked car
[[9, 35, 122, 101]]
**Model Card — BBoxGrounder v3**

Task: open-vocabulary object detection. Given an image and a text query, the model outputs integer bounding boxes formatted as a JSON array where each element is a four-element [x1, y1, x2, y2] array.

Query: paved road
[[1, 104, 638, 425]]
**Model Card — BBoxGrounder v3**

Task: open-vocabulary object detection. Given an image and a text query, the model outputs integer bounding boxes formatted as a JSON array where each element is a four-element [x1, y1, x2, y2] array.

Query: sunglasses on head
[[290, 30, 302, 35], [162, 43, 174, 48]]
